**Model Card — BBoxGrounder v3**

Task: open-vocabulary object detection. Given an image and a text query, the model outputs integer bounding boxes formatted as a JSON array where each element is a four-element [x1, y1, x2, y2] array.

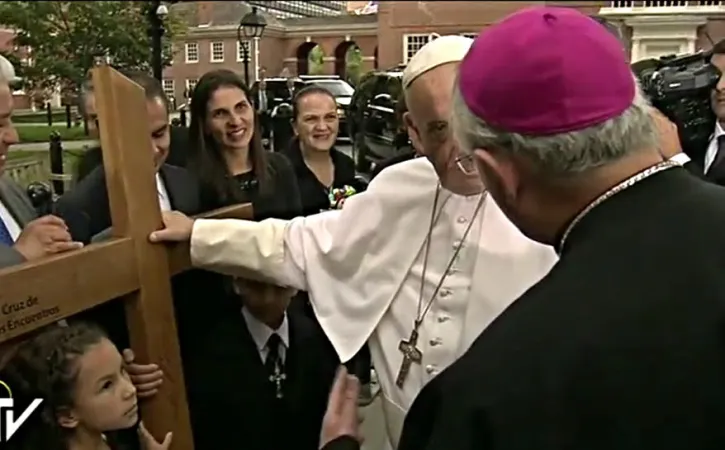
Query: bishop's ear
[[473, 148, 521, 202], [57, 408, 80, 430]]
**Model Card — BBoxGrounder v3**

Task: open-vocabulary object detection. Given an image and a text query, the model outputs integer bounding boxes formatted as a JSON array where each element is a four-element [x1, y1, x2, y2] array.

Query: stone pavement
[[360, 394, 391, 450]]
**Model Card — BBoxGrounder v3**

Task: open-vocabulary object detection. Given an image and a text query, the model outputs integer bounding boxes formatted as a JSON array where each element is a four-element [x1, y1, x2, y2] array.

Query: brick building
[[376, 1, 725, 67], [162, 1, 377, 108], [5, 1, 725, 111]]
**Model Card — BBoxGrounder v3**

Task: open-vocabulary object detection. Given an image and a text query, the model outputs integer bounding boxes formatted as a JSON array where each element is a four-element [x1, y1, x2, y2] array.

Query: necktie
[[707, 135, 725, 183], [265, 333, 285, 399], [0, 215, 14, 246]]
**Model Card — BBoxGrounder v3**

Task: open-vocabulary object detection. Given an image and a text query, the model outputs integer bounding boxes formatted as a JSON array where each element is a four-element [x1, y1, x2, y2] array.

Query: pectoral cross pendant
[[396, 328, 423, 388], [269, 366, 286, 399]]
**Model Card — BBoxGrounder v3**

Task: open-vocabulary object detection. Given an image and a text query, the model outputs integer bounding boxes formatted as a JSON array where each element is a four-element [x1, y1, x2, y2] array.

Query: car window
[[310, 80, 354, 97], [265, 80, 304, 99], [385, 77, 402, 107]]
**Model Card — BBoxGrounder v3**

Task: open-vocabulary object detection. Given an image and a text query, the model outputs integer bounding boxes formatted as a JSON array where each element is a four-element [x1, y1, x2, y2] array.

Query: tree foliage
[[309, 45, 325, 75], [0, 1, 187, 100]]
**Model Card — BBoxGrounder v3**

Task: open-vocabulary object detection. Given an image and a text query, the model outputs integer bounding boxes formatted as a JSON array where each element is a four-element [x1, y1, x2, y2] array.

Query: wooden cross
[[0, 66, 252, 450], [395, 328, 423, 388]]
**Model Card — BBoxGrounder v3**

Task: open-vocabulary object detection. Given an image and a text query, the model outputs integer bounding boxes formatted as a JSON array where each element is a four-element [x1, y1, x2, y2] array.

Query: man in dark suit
[[74, 75, 190, 182], [54, 71, 206, 344], [75, 126, 190, 183], [693, 38, 725, 183], [0, 68, 82, 268], [251, 78, 271, 141], [56, 161, 199, 244], [183, 280, 339, 450]]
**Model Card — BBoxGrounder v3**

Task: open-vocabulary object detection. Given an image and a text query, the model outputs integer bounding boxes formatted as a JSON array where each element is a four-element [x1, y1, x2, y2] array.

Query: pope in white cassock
[[151, 35, 558, 448]]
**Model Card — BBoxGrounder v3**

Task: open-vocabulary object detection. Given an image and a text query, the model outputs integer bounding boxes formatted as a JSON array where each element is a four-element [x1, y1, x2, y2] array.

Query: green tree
[[345, 46, 363, 87], [308, 45, 325, 75], [0, 1, 187, 101]]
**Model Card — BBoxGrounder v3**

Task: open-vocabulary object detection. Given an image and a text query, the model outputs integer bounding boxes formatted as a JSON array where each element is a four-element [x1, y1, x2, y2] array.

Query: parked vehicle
[[251, 77, 305, 111], [348, 68, 411, 172], [300, 75, 355, 141]]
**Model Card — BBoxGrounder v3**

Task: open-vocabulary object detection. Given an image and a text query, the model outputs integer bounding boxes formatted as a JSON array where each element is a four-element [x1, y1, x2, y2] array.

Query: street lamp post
[[148, 1, 169, 81], [237, 6, 267, 87]]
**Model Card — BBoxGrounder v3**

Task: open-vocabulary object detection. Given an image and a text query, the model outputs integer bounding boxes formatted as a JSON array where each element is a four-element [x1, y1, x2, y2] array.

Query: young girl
[[0, 322, 171, 450]]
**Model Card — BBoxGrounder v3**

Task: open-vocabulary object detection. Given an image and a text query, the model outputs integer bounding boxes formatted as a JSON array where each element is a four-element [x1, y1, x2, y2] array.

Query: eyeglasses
[[455, 154, 477, 175]]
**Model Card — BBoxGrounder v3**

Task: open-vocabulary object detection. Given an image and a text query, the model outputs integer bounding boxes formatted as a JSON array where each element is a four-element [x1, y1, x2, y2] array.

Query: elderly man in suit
[[0, 56, 82, 268]]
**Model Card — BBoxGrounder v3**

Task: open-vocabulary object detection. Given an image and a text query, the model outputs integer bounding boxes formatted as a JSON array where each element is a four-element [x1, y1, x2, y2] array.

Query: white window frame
[[210, 41, 224, 63], [162, 79, 175, 99], [185, 42, 199, 63], [403, 33, 438, 64]]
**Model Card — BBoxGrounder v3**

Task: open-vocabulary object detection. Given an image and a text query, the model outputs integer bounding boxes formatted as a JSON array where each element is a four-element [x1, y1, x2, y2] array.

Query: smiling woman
[[188, 69, 302, 220], [282, 85, 361, 217]]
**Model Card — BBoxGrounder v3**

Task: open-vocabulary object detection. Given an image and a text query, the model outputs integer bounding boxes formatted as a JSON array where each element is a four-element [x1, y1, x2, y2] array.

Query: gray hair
[[451, 76, 658, 176]]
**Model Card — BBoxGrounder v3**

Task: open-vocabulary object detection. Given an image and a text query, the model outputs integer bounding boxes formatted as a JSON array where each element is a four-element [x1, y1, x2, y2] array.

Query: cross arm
[[0, 238, 138, 344], [167, 203, 254, 276]]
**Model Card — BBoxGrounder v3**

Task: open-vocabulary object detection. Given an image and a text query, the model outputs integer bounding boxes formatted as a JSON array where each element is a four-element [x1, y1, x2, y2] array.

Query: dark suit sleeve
[[54, 166, 109, 244], [321, 436, 361, 450], [0, 245, 25, 268], [0, 178, 35, 268], [74, 146, 103, 183]]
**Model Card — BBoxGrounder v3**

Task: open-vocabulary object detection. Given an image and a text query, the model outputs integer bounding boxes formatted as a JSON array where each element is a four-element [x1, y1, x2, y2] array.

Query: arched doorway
[[334, 41, 358, 78], [296, 41, 318, 75]]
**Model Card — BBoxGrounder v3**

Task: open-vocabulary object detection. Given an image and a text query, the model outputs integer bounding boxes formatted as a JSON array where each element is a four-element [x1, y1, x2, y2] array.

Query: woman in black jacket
[[188, 69, 302, 219], [282, 85, 363, 216]]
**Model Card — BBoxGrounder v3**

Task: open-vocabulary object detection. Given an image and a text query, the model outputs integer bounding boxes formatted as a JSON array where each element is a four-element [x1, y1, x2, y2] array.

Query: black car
[[347, 69, 411, 172], [300, 75, 355, 141]]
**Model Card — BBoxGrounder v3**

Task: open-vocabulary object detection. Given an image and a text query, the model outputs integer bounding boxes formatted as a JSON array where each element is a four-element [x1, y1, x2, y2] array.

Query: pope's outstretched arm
[[151, 164, 417, 361]]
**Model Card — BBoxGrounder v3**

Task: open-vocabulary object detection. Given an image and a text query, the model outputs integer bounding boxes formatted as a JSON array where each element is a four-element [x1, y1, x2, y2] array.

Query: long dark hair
[[0, 323, 108, 450], [188, 69, 269, 206]]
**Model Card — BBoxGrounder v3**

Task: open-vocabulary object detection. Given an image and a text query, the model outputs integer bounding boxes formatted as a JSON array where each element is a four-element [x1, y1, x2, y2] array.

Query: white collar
[[668, 152, 691, 166], [714, 122, 725, 140], [242, 307, 290, 351], [155, 172, 169, 205]]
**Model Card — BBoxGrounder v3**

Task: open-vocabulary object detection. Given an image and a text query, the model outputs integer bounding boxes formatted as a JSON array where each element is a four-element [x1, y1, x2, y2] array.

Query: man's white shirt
[[703, 122, 725, 174]]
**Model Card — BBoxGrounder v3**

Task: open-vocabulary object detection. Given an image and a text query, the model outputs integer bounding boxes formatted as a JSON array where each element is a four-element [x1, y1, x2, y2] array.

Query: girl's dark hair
[[291, 85, 337, 122], [188, 69, 269, 205], [0, 323, 108, 450]]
